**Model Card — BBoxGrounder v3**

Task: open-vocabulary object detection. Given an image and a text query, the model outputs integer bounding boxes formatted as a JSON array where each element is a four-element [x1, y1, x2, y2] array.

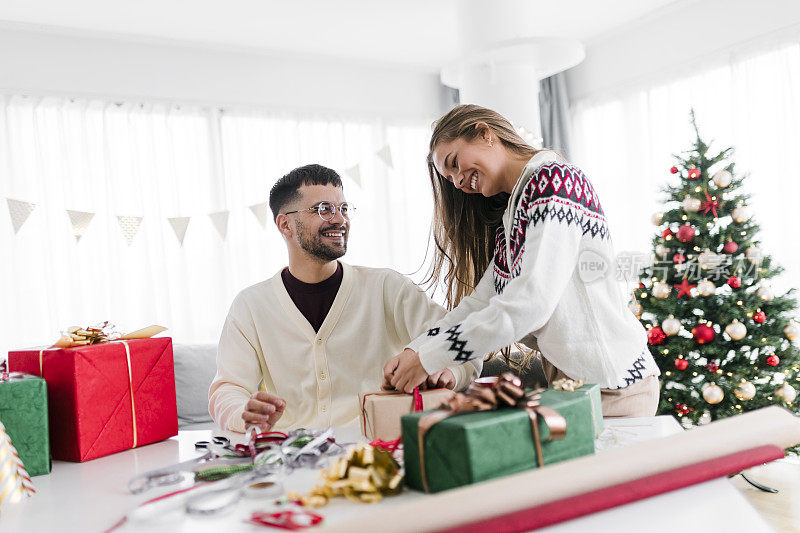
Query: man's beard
[[296, 219, 348, 262]]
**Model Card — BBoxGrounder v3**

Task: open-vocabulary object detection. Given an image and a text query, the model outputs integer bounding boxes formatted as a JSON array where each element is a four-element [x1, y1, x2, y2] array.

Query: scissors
[[194, 435, 239, 455]]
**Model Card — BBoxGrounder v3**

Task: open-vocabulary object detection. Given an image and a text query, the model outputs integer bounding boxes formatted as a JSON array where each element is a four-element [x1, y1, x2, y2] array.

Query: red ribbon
[[369, 438, 402, 453], [248, 510, 323, 530]]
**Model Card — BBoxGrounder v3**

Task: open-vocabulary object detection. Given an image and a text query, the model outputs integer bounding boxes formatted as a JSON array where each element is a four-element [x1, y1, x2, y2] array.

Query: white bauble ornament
[[655, 244, 670, 257], [702, 383, 724, 404], [783, 322, 800, 341], [651, 212, 664, 226], [757, 285, 774, 302], [725, 319, 747, 341], [734, 381, 756, 401], [745, 246, 763, 265], [697, 280, 716, 296], [662, 316, 682, 336], [698, 250, 721, 270], [629, 301, 643, 316], [776, 383, 797, 403], [682, 196, 702, 213], [731, 206, 751, 223], [652, 282, 671, 299], [712, 169, 732, 188]]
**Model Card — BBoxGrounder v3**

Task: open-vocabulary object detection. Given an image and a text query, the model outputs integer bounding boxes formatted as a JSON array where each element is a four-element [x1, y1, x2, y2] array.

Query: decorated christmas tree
[[632, 112, 800, 429]]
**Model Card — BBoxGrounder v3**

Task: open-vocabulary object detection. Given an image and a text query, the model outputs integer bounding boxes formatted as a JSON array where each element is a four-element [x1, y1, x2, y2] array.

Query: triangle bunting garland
[[345, 164, 361, 187], [248, 203, 268, 229], [376, 144, 393, 168], [117, 216, 143, 246], [168, 217, 191, 246], [209, 210, 230, 240], [6, 198, 36, 234], [66, 210, 95, 243]]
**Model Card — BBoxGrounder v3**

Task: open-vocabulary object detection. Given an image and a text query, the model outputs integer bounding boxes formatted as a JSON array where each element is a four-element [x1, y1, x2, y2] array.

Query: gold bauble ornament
[[734, 381, 756, 401], [725, 319, 747, 341], [783, 322, 800, 341], [655, 244, 670, 257], [731, 206, 751, 223], [697, 280, 716, 297], [775, 382, 797, 403], [629, 301, 643, 316], [682, 196, 702, 213], [661, 316, 682, 336], [651, 212, 664, 226], [697, 250, 721, 270], [652, 282, 671, 299], [712, 169, 732, 188], [757, 285, 774, 302], [745, 246, 763, 265], [702, 383, 724, 404]]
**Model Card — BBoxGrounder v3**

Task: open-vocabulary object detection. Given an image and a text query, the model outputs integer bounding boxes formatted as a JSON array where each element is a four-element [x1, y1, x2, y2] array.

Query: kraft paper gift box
[[0, 372, 50, 476], [402, 387, 595, 493], [360, 388, 455, 441], [8, 337, 178, 462]]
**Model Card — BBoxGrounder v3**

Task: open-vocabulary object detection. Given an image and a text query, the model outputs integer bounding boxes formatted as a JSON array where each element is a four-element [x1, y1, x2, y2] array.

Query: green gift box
[[571, 383, 604, 437], [0, 372, 51, 476], [401, 388, 595, 493]]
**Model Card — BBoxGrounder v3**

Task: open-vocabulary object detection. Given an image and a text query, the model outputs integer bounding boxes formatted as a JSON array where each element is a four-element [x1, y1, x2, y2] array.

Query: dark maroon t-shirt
[[281, 262, 344, 333]]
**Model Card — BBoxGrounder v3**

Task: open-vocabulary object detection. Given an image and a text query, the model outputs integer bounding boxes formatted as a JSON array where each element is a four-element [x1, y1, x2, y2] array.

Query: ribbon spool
[[416, 372, 567, 493]]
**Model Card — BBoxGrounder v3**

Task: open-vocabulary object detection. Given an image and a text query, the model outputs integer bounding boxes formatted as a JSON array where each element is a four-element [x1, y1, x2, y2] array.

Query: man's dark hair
[[269, 164, 343, 221]]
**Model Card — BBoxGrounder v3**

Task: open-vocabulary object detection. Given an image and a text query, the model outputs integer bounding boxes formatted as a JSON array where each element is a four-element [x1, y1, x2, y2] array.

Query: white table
[[2, 417, 774, 532]]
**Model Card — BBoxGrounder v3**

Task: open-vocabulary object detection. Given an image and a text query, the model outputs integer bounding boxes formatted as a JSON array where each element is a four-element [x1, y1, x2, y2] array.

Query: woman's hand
[[427, 368, 456, 390], [383, 348, 430, 393]]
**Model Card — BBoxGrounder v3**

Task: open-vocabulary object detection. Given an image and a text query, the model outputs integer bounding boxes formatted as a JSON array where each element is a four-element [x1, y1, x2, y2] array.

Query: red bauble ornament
[[647, 327, 667, 345], [727, 276, 742, 289], [692, 323, 716, 344], [674, 358, 689, 370], [676, 225, 695, 243], [662, 228, 673, 239], [638, 282, 645, 289], [766, 355, 780, 367], [673, 253, 686, 264], [670, 166, 679, 174], [688, 168, 701, 180], [723, 240, 739, 254], [753, 311, 766, 324], [706, 361, 719, 372]]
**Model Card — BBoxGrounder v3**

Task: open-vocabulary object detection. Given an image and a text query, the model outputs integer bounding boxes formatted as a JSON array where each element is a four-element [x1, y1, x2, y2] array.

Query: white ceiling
[[0, 0, 686, 70]]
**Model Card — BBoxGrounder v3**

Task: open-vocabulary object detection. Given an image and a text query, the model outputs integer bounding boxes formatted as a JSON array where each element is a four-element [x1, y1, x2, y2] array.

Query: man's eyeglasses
[[284, 202, 355, 221]]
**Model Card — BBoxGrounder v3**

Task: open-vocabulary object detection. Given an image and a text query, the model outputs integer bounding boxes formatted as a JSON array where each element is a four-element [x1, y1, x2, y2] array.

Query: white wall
[[0, 25, 443, 119], [566, 0, 800, 103]]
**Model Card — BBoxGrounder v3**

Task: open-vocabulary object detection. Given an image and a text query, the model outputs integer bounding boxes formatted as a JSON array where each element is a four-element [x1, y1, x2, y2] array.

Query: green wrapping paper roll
[[0, 373, 50, 476], [402, 388, 595, 493]]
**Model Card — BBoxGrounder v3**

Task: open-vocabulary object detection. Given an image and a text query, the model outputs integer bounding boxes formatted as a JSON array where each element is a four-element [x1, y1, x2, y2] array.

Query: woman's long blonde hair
[[422, 104, 540, 365]]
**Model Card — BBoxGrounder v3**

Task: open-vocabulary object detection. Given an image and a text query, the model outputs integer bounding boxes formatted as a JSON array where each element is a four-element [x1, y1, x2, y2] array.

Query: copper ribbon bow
[[416, 373, 567, 493]]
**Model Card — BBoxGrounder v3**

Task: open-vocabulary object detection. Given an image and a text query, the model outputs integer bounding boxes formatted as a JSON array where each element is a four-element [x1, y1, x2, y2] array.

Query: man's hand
[[242, 391, 286, 432], [427, 368, 457, 390], [384, 348, 430, 393]]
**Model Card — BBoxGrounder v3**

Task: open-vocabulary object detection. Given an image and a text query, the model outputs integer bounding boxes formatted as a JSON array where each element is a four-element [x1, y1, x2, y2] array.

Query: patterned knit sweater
[[407, 151, 659, 389]]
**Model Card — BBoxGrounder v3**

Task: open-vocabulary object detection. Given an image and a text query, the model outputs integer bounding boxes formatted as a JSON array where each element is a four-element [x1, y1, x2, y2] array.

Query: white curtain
[[571, 42, 800, 297], [0, 97, 433, 357]]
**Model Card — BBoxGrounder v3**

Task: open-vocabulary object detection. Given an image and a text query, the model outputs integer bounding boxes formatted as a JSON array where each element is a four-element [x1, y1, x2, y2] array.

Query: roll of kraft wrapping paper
[[322, 406, 800, 533]]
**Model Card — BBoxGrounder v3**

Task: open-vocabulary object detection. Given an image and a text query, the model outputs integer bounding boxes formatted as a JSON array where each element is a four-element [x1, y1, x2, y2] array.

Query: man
[[209, 164, 481, 432]]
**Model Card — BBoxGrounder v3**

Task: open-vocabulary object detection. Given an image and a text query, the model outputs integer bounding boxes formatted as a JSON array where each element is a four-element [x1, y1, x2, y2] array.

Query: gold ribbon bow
[[416, 372, 567, 493]]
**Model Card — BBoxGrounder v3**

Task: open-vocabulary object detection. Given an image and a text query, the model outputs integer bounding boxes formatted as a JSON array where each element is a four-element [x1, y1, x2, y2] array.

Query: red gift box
[[8, 337, 178, 462]]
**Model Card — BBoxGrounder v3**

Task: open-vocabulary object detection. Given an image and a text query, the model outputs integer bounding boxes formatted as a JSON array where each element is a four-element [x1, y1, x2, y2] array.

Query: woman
[[384, 104, 660, 417]]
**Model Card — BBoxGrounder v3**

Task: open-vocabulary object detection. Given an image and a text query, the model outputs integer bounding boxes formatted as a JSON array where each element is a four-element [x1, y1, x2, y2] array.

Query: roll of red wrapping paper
[[321, 406, 800, 532]]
